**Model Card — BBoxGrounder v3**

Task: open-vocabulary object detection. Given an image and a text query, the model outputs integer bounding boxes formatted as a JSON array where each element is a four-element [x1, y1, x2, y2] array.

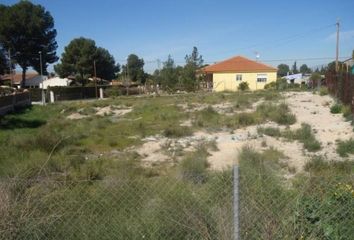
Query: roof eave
[[204, 69, 277, 74]]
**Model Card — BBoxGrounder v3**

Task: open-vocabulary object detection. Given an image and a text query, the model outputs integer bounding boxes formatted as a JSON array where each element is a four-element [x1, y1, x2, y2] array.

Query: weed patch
[[257, 127, 281, 137], [330, 103, 342, 114], [336, 139, 354, 157], [283, 123, 321, 152], [179, 145, 210, 183], [256, 103, 296, 125], [163, 126, 193, 138]]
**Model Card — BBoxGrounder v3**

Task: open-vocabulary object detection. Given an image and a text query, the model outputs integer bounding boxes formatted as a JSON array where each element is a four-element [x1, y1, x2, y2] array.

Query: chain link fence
[[0, 167, 353, 239]]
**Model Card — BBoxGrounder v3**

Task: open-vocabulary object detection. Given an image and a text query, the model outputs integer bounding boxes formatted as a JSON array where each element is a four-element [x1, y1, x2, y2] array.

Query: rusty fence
[[325, 71, 354, 112]]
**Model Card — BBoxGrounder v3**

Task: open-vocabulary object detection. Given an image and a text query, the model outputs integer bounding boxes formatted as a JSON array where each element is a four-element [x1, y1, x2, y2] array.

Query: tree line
[[153, 47, 205, 92], [277, 56, 354, 78], [277, 61, 313, 77], [0, 1, 58, 86], [0, 1, 204, 91]]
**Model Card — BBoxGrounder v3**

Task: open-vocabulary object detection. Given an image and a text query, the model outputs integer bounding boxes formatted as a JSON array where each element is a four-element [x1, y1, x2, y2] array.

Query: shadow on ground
[[0, 107, 46, 130], [0, 118, 46, 129]]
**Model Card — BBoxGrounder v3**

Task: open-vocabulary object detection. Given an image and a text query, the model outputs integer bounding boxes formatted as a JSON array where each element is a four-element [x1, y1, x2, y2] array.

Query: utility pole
[[39, 51, 45, 105], [94, 60, 97, 99], [335, 19, 340, 72], [8, 49, 13, 88], [157, 59, 161, 70], [127, 59, 130, 82]]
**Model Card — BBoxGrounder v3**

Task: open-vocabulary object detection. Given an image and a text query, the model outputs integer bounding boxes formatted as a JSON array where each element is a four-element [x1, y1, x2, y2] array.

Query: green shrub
[[240, 147, 353, 239], [330, 103, 342, 114], [256, 103, 296, 125], [264, 81, 276, 89], [283, 123, 321, 152], [180, 146, 209, 183], [234, 95, 251, 109], [163, 125, 193, 138], [295, 124, 321, 151], [274, 103, 296, 125], [329, 102, 352, 120], [289, 83, 300, 89], [337, 139, 354, 157], [237, 82, 249, 91], [235, 112, 258, 126], [341, 105, 352, 120], [257, 127, 281, 137], [319, 86, 328, 96], [304, 157, 327, 173], [303, 156, 353, 174], [303, 138, 322, 152], [104, 86, 123, 97], [274, 111, 296, 125], [275, 78, 288, 90], [193, 106, 220, 128]]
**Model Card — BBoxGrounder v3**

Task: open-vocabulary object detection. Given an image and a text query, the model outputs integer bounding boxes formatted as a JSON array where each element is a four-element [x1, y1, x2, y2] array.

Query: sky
[[2, 0, 354, 73]]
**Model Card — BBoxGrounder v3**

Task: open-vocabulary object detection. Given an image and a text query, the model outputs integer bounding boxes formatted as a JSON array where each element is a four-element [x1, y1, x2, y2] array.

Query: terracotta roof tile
[[0, 72, 38, 84], [203, 56, 277, 73]]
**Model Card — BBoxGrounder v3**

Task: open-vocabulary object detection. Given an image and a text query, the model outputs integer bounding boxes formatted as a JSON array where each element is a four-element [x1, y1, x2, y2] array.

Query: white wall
[[42, 77, 71, 89]]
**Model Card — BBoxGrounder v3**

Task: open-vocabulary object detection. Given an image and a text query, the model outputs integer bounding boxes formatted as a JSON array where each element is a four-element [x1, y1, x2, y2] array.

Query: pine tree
[[0, 1, 58, 87]]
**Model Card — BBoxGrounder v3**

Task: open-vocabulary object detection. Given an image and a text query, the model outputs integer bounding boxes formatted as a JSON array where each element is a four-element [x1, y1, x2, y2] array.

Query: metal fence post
[[233, 165, 240, 240]]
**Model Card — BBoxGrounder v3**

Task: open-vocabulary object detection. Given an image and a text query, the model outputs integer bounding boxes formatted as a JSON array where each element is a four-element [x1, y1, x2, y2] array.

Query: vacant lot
[[0, 90, 353, 239], [0, 89, 353, 178]]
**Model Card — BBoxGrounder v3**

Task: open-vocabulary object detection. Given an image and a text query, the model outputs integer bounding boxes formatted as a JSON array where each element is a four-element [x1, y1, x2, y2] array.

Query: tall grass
[[258, 124, 321, 152], [179, 145, 210, 183], [282, 123, 321, 152], [336, 138, 354, 157], [256, 102, 296, 125], [239, 147, 354, 239], [193, 103, 296, 130], [0, 159, 234, 240]]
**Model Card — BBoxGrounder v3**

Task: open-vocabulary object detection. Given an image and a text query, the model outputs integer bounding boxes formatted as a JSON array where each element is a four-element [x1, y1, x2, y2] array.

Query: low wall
[[29, 88, 46, 102], [0, 92, 31, 116], [48, 85, 141, 101]]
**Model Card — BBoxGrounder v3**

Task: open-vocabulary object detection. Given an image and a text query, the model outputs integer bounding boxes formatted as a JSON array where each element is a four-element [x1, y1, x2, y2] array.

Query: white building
[[25, 76, 72, 89], [41, 77, 72, 89], [283, 73, 308, 84]]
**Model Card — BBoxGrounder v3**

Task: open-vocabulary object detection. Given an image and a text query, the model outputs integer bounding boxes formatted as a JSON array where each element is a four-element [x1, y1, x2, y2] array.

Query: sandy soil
[[177, 100, 262, 115], [284, 92, 353, 161], [134, 92, 353, 172], [67, 105, 132, 120], [137, 139, 170, 165], [67, 113, 88, 120], [95, 106, 132, 117]]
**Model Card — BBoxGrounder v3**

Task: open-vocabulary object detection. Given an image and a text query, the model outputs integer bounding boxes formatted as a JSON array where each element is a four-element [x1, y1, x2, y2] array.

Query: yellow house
[[203, 56, 277, 91]]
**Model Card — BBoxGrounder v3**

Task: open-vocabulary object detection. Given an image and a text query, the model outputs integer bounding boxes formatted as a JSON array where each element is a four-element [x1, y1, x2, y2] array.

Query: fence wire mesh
[[0, 169, 353, 240], [0, 173, 233, 240], [240, 172, 354, 239]]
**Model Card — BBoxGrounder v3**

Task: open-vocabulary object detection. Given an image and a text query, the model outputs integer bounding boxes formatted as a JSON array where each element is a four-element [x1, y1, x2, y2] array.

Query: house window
[[257, 74, 267, 82], [236, 74, 242, 81]]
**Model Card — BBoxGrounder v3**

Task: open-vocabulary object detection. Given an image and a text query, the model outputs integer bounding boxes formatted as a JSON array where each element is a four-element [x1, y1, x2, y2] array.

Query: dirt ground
[[137, 91, 353, 174], [67, 105, 132, 119], [285, 92, 353, 161]]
